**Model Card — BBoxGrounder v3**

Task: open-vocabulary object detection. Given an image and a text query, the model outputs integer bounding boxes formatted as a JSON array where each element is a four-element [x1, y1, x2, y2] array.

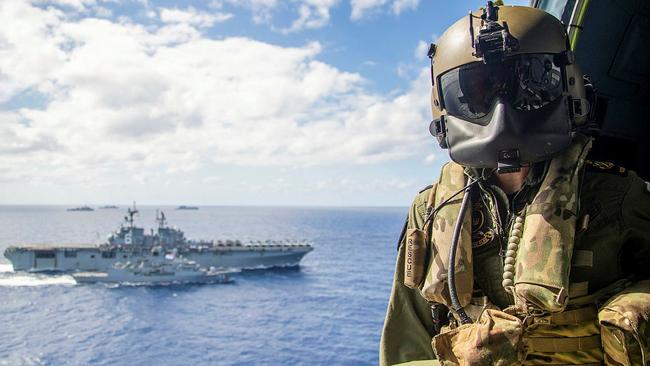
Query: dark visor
[[438, 54, 563, 120]]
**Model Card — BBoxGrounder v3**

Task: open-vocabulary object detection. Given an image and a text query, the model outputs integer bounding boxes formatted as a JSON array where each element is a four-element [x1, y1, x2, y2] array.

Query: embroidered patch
[[471, 201, 495, 249], [584, 159, 627, 176]]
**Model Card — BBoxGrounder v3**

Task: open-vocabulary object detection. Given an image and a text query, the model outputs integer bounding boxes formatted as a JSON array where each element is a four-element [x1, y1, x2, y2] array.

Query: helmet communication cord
[[447, 180, 476, 325], [422, 176, 481, 325]]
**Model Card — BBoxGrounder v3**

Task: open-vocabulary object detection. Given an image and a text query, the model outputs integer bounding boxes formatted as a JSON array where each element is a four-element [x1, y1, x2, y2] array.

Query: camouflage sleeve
[[620, 172, 650, 279], [380, 188, 436, 366]]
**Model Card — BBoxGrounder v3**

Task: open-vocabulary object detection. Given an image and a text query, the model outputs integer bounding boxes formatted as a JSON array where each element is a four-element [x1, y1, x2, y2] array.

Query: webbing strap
[[527, 335, 601, 353], [569, 281, 590, 297], [532, 306, 597, 325], [571, 250, 593, 267], [532, 364, 601, 366]]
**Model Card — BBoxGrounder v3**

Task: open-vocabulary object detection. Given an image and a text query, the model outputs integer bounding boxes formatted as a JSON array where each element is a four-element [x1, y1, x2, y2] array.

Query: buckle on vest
[[555, 287, 568, 306]]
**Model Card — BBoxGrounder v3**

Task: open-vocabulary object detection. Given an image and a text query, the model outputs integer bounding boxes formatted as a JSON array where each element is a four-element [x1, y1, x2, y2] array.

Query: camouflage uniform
[[380, 158, 650, 366]]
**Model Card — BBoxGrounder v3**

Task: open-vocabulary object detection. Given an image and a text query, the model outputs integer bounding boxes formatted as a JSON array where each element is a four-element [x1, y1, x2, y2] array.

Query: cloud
[[0, 112, 62, 155], [222, 0, 416, 31], [281, 0, 339, 33], [414, 40, 430, 59], [424, 153, 436, 164], [391, 0, 419, 15], [39, 0, 98, 11], [0, 1, 433, 188], [397, 40, 431, 79], [223, 0, 279, 24], [350, 0, 386, 20], [224, 0, 338, 32], [350, 0, 419, 20], [159, 6, 233, 28], [201, 176, 222, 184]]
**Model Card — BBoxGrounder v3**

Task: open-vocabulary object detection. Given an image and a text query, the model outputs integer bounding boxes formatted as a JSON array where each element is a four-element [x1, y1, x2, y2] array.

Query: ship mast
[[156, 210, 167, 229], [126, 201, 138, 229]]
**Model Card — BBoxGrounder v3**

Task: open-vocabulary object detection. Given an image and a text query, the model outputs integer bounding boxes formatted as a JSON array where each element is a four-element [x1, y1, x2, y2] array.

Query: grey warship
[[72, 255, 235, 284], [4, 206, 313, 272]]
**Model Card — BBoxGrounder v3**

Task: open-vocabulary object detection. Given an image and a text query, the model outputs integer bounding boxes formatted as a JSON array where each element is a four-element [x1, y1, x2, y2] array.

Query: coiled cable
[[447, 180, 476, 325]]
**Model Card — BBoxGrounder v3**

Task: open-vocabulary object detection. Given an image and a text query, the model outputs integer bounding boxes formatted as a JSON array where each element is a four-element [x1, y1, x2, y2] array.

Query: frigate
[[72, 255, 235, 284], [4, 205, 313, 272]]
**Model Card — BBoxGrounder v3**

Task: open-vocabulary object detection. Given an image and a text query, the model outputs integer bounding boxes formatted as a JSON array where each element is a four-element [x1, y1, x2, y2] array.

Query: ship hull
[[72, 271, 231, 284], [4, 245, 312, 272]]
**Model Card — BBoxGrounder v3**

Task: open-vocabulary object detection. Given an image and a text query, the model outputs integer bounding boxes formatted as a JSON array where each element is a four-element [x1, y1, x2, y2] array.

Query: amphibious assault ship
[[4, 206, 313, 272]]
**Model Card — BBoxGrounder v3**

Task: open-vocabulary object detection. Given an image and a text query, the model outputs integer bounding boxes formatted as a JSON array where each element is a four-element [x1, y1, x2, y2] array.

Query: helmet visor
[[438, 54, 564, 121]]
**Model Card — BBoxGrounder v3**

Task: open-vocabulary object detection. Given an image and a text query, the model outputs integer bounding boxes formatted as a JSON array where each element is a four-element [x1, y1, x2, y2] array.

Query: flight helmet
[[429, 2, 589, 172]]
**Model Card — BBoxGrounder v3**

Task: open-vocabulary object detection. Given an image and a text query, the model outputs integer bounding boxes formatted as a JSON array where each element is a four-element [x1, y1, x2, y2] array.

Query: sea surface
[[0, 205, 407, 366]]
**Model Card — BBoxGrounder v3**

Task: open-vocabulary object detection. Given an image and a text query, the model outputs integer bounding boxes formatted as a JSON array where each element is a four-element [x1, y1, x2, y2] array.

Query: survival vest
[[407, 134, 592, 313], [403, 134, 650, 365]]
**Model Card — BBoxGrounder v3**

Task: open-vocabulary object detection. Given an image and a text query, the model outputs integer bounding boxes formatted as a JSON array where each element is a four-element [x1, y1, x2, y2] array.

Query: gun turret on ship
[[4, 204, 313, 272]]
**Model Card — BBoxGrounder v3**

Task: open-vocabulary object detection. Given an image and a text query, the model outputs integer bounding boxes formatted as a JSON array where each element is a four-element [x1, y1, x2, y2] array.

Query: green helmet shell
[[430, 5, 588, 125]]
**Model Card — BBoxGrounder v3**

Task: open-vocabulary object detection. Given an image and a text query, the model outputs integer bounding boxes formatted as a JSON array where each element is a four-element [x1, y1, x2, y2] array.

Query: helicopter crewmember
[[380, 3, 650, 365]]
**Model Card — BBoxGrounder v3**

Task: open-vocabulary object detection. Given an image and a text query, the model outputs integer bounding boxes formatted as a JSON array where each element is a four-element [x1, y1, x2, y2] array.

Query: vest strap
[[571, 250, 594, 267], [569, 281, 590, 298], [535, 364, 601, 366], [527, 335, 601, 353], [530, 306, 597, 325]]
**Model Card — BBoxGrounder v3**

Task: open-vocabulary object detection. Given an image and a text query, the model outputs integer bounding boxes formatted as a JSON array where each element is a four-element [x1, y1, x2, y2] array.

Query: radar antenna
[[126, 201, 138, 228], [156, 210, 167, 228]]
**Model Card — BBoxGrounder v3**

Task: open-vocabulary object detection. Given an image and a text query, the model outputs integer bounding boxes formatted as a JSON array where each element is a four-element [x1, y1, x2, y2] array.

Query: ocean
[[0, 205, 406, 366]]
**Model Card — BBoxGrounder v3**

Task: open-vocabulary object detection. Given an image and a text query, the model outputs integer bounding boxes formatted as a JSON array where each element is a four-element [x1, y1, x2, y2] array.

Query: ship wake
[[0, 264, 76, 287]]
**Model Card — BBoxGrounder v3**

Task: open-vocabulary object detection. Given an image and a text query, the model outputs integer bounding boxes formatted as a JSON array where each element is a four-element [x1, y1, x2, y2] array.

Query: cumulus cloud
[[350, 0, 386, 20], [39, 0, 97, 11], [224, 0, 338, 32], [223, 0, 279, 24], [0, 1, 433, 188], [281, 0, 339, 33], [223, 0, 415, 31], [397, 40, 432, 79], [159, 7, 233, 28], [350, 0, 419, 20], [391, 0, 419, 15], [414, 40, 430, 59]]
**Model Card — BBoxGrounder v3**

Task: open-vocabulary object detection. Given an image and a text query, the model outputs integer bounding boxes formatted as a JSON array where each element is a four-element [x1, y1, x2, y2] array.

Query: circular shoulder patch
[[471, 201, 495, 249], [584, 159, 627, 176]]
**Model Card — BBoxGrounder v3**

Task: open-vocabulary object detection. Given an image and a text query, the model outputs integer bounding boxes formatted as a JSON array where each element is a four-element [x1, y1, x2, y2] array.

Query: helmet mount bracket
[[471, 1, 519, 64]]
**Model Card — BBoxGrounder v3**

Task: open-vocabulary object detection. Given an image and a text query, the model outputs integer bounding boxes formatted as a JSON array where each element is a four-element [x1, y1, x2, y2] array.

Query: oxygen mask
[[432, 53, 573, 173]]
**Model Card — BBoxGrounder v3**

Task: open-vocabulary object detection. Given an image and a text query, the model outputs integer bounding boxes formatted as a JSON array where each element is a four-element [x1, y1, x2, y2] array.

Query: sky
[[0, 0, 529, 206]]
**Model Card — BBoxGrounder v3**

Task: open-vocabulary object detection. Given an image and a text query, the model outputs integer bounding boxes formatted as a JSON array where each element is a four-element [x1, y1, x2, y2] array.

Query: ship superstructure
[[4, 205, 313, 272]]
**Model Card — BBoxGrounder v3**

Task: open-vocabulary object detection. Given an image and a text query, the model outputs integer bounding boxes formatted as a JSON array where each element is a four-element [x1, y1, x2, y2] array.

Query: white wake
[[0, 264, 76, 287]]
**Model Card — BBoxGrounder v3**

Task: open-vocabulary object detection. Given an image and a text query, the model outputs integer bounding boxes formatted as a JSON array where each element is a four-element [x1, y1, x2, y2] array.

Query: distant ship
[[176, 206, 199, 210], [5, 205, 313, 272], [67, 206, 94, 212], [72, 255, 235, 284], [98, 205, 119, 209]]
